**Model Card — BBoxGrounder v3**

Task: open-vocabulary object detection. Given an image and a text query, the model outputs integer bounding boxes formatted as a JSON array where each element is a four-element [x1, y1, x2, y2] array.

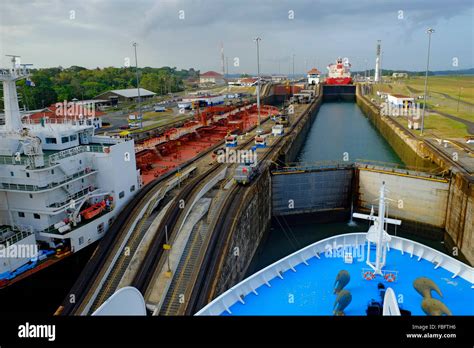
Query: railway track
[[58, 169, 176, 315], [131, 163, 223, 294], [133, 117, 277, 302], [59, 122, 238, 315], [57, 94, 297, 315], [186, 91, 320, 314]]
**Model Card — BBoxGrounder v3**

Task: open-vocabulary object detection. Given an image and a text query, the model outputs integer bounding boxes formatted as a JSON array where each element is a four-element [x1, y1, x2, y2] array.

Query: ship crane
[[353, 182, 401, 275]]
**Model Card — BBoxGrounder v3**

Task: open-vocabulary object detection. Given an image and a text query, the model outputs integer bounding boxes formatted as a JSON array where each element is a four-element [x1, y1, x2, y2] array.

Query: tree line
[[4, 66, 199, 111]]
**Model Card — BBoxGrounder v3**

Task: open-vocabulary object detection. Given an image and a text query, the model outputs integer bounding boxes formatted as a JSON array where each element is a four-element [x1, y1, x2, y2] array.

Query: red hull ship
[[135, 102, 279, 185], [325, 57, 352, 85]]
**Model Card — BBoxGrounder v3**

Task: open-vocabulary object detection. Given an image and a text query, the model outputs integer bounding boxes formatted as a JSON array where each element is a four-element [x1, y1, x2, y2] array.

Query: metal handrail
[[1, 168, 96, 192]]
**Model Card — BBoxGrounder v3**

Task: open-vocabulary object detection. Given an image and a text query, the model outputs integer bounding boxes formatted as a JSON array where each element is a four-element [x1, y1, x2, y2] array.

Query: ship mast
[[0, 55, 30, 132], [353, 182, 401, 275]]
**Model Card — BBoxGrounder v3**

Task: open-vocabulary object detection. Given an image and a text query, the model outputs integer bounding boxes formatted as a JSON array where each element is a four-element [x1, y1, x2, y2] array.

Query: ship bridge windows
[[130, 185, 135, 192], [46, 137, 57, 144], [33, 213, 40, 219], [18, 212, 25, 218], [119, 191, 125, 199], [61, 136, 69, 144], [69, 134, 77, 142]]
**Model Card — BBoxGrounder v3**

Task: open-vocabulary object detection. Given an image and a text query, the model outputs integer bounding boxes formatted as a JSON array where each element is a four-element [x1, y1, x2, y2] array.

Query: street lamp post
[[457, 86, 463, 112], [254, 36, 262, 133], [133, 42, 142, 128], [421, 28, 434, 136], [292, 54, 295, 96]]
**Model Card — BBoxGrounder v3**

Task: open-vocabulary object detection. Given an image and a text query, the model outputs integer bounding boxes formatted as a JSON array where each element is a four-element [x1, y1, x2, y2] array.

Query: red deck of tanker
[[136, 103, 278, 185]]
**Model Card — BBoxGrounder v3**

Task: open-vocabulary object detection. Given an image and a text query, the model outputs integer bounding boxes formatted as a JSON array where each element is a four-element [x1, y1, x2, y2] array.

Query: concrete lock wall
[[357, 168, 449, 227], [212, 168, 272, 297], [356, 86, 473, 265], [272, 169, 353, 215], [355, 86, 437, 171], [444, 174, 474, 264]]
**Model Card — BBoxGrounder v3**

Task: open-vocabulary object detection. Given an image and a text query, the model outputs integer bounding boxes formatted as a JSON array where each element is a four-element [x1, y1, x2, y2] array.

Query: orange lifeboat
[[80, 200, 106, 220]]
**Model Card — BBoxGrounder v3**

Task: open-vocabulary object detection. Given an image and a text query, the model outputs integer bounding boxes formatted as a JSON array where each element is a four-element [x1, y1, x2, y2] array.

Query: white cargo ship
[[0, 57, 140, 288]]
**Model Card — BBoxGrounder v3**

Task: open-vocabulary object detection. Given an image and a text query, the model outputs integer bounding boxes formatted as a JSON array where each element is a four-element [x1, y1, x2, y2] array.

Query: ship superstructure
[[0, 57, 140, 287]]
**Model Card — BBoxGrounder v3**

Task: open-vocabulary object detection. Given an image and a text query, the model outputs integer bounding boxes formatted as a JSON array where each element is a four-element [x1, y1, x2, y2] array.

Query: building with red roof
[[25, 101, 106, 129], [239, 78, 258, 86], [199, 71, 225, 85]]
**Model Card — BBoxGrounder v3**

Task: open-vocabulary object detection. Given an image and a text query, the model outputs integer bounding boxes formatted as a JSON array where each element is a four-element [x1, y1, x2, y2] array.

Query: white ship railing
[[0, 145, 106, 168], [195, 233, 474, 316], [1, 168, 96, 192], [0, 225, 34, 247]]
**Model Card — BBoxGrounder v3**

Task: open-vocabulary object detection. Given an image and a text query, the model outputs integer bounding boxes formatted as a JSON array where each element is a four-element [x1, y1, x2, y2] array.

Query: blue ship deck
[[223, 247, 473, 315], [196, 233, 473, 316]]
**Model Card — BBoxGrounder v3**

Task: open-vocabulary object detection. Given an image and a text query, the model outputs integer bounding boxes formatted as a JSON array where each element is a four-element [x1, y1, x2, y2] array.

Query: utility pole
[[292, 54, 295, 96], [133, 42, 142, 128], [226, 56, 230, 104], [254, 36, 262, 133], [457, 86, 463, 112], [421, 28, 434, 136]]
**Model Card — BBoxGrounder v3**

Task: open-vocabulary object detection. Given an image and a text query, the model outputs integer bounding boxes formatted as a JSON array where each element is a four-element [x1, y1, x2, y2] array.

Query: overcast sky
[[1, 0, 473, 74]]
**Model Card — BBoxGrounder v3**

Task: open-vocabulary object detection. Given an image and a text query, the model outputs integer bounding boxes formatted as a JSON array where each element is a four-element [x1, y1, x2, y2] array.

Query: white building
[[387, 94, 415, 107], [182, 94, 224, 106], [307, 68, 321, 85], [199, 71, 225, 85], [392, 73, 409, 78]]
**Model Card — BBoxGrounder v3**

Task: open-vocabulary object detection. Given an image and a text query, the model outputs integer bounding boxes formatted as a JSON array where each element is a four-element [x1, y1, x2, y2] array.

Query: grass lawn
[[129, 113, 191, 133], [142, 109, 175, 121], [398, 114, 469, 138], [370, 76, 473, 139]]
